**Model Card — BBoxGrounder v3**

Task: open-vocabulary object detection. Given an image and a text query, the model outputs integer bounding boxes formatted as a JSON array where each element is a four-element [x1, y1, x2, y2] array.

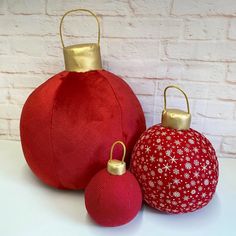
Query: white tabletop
[[0, 140, 235, 236]]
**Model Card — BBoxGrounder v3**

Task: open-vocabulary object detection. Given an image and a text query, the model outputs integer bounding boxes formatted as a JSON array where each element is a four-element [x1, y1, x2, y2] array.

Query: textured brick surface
[[0, 0, 236, 158]]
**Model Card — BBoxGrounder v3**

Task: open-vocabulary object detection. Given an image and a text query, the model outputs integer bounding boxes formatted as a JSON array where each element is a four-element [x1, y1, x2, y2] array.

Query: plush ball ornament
[[20, 9, 146, 190], [85, 141, 142, 227], [131, 85, 219, 214]]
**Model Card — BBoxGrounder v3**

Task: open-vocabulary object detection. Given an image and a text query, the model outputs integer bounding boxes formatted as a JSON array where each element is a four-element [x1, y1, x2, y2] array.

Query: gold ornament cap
[[107, 141, 127, 176], [59, 9, 102, 72], [161, 85, 191, 130]]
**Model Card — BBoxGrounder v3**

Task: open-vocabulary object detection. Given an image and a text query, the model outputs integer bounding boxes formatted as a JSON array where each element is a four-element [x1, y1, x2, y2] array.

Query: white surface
[[0, 140, 236, 236]]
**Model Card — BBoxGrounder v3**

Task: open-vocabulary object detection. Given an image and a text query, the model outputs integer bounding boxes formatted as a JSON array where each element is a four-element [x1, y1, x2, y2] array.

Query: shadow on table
[[21, 165, 144, 234]]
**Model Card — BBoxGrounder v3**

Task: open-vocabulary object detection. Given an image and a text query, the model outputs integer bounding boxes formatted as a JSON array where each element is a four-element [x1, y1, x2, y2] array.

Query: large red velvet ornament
[[130, 86, 219, 214], [85, 141, 142, 227], [20, 9, 146, 190]]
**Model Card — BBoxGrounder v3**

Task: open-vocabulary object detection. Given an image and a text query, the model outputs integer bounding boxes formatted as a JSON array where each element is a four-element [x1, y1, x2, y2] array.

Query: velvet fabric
[[20, 70, 146, 189], [85, 169, 142, 227]]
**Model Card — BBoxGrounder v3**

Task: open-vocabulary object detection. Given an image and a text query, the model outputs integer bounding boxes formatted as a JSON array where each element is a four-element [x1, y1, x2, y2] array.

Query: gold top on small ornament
[[107, 141, 127, 176], [59, 9, 102, 72], [161, 85, 191, 130]]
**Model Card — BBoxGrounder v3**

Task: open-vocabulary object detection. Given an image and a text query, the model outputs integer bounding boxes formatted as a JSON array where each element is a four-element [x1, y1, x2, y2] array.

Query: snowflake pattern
[[131, 125, 219, 214]]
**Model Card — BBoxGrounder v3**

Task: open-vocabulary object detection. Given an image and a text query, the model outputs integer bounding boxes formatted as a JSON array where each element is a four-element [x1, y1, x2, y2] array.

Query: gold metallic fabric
[[161, 85, 191, 130], [63, 43, 102, 72]]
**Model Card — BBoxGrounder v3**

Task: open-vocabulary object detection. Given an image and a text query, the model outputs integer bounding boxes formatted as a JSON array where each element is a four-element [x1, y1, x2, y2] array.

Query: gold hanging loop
[[107, 141, 127, 175], [163, 85, 190, 114], [162, 85, 191, 130], [59, 8, 101, 48], [109, 141, 126, 163]]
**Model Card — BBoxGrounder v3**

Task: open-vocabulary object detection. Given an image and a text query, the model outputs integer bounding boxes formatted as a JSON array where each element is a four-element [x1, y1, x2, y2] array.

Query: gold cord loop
[[59, 8, 101, 48], [110, 141, 126, 163], [163, 85, 190, 114]]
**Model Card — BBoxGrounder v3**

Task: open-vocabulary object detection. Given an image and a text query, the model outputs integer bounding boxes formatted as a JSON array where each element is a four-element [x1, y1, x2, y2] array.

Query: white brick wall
[[0, 0, 236, 158]]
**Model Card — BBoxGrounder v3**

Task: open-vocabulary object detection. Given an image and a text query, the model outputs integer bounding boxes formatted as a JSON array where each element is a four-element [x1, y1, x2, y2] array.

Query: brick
[[103, 17, 182, 39], [204, 135, 222, 153], [155, 62, 183, 80], [8, 0, 45, 14], [129, 0, 172, 15], [137, 95, 154, 113], [46, 0, 131, 16], [158, 81, 213, 99], [202, 119, 236, 136], [184, 18, 227, 40], [124, 78, 155, 95], [0, 104, 22, 119], [227, 64, 236, 83], [145, 113, 154, 128], [0, 119, 8, 134], [195, 100, 235, 119], [228, 19, 236, 40], [172, 0, 236, 16], [9, 119, 20, 136], [9, 36, 46, 57], [9, 88, 33, 105], [166, 41, 236, 62], [222, 137, 236, 154], [105, 59, 159, 78], [181, 63, 226, 82], [0, 15, 58, 36], [103, 38, 159, 61], [0, 37, 10, 55], [0, 73, 45, 88], [211, 84, 236, 100], [0, 56, 63, 74], [0, 89, 8, 103], [0, 0, 6, 14]]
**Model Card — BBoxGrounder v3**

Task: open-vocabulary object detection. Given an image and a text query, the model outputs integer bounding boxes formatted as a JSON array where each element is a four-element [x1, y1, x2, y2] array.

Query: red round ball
[[85, 169, 142, 227], [20, 70, 146, 189], [130, 125, 219, 214]]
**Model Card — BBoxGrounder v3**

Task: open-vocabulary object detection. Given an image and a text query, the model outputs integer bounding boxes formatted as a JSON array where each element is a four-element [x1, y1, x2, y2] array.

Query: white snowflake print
[[173, 178, 180, 185], [150, 155, 155, 162], [177, 149, 183, 155], [184, 173, 190, 179], [145, 146, 151, 153], [169, 156, 177, 163], [188, 139, 195, 144], [163, 164, 171, 171], [204, 179, 209, 186], [173, 191, 180, 197], [130, 124, 218, 214], [193, 160, 199, 166], [174, 140, 181, 145], [166, 150, 171, 156], [156, 138, 161, 143], [185, 162, 192, 170], [173, 168, 179, 175], [193, 171, 199, 178], [149, 180, 155, 187]]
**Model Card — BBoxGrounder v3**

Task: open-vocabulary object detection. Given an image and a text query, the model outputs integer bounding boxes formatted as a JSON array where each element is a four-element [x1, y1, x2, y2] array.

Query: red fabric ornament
[[20, 9, 146, 190], [85, 141, 142, 227], [130, 86, 219, 214]]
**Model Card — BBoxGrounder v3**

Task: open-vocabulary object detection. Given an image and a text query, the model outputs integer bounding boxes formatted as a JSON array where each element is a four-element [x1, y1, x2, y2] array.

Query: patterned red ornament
[[130, 86, 219, 214], [85, 141, 142, 227]]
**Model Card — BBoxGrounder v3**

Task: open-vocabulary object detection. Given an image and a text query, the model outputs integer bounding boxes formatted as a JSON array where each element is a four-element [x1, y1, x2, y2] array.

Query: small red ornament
[[85, 141, 142, 227], [20, 9, 145, 190], [131, 85, 219, 214]]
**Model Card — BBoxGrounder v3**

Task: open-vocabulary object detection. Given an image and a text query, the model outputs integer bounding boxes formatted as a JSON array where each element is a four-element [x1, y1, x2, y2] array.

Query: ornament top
[[59, 9, 102, 72], [107, 141, 127, 176], [161, 85, 191, 130]]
